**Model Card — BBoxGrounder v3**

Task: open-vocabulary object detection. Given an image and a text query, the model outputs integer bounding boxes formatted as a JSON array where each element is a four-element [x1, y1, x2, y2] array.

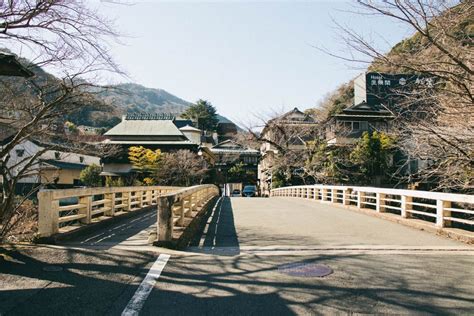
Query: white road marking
[[81, 232, 105, 243], [199, 197, 223, 248], [121, 254, 171, 316]]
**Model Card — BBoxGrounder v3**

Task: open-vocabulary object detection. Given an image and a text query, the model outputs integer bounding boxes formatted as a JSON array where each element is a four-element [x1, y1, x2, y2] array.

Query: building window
[[15, 149, 25, 157], [55, 152, 60, 160], [79, 156, 84, 163], [352, 122, 360, 130]]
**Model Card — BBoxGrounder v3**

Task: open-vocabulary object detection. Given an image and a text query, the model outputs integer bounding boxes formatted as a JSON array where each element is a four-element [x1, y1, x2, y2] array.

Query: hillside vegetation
[[314, 2, 473, 121]]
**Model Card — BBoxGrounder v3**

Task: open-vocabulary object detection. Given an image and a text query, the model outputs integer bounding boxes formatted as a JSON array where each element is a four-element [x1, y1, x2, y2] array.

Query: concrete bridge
[[1, 185, 473, 315]]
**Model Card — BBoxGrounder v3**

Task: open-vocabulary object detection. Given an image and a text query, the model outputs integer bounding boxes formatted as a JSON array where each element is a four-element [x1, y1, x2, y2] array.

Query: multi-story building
[[211, 140, 260, 186], [323, 101, 395, 146], [258, 107, 318, 196]]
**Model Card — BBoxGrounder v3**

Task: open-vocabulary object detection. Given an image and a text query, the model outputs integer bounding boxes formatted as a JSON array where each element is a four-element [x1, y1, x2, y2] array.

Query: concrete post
[[342, 189, 349, 206], [376, 193, 386, 213], [38, 190, 59, 237], [321, 188, 327, 201], [443, 201, 452, 227], [401, 195, 412, 218], [178, 198, 185, 226], [78, 195, 92, 224], [105, 192, 115, 217], [157, 196, 174, 242], [357, 191, 363, 209], [146, 190, 152, 205], [138, 191, 143, 208], [436, 199, 450, 228], [331, 189, 336, 203], [185, 196, 192, 217]]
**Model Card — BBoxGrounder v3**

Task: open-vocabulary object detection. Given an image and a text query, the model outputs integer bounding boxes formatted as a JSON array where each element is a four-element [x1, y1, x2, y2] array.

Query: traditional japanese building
[[323, 101, 395, 146], [102, 113, 214, 177], [211, 140, 260, 185]]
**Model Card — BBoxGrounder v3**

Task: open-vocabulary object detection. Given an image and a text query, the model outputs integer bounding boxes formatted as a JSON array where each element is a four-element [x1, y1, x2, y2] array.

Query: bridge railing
[[38, 185, 182, 237], [156, 184, 219, 243], [271, 185, 474, 230]]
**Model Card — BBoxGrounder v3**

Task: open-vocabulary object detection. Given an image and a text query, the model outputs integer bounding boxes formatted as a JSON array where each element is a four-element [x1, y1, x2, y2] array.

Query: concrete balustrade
[[38, 185, 182, 237], [156, 184, 219, 245], [271, 185, 474, 231]]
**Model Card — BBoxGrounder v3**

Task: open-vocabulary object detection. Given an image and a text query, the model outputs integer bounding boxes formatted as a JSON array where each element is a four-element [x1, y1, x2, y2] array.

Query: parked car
[[231, 189, 241, 197], [242, 185, 257, 197]]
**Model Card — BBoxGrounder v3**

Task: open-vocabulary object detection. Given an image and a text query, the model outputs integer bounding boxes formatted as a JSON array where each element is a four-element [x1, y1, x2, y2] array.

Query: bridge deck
[[1, 197, 473, 315]]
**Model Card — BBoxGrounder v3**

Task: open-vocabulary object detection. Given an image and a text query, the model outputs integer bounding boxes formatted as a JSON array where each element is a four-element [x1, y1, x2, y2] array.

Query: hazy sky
[[89, 0, 412, 125]]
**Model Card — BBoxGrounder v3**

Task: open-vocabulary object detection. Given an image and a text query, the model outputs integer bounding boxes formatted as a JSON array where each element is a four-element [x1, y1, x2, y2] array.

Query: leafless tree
[[327, 0, 473, 191], [154, 150, 209, 187], [0, 0, 122, 240], [243, 110, 320, 193]]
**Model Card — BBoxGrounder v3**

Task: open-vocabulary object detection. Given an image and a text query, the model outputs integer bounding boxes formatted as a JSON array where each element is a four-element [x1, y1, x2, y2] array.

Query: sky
[[87, 0, 413, 125]]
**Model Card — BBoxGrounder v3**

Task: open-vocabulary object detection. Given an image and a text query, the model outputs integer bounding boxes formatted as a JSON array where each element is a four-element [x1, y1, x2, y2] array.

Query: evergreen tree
[[79, 164, 102, 187], [182, 99, 219, 131]]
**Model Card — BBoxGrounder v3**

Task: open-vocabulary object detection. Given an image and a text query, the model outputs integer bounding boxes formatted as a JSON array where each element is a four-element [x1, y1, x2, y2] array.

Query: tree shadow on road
[[59, 210, 157, 250], [188, 197, 240, 256]]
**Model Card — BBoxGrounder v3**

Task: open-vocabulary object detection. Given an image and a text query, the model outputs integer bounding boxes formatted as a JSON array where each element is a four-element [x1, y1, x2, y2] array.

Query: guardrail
[[271, 185, 474, 230], [38, 185, 182, 237], [155, 184, 219, 244]]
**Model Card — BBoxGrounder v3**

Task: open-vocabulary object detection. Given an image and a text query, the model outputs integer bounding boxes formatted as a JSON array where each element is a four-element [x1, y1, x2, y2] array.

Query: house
[[0, 52, 34, 77], [0, 136, 100, 192], [101, 113, 214, 177], [258, 107, 318, 196], [211, 140, 260, 185], [323, 101, 395, 146]]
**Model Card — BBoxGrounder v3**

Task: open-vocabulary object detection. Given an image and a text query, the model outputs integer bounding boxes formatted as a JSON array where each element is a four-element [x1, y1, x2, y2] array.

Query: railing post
[[376, 193, 385, 213], [342, 189, 349, 206], [401, 195, 411, 218], [436, 199, 450, 228], [185, 196, 192, 217], [331, 189, 336, 203], [178, 198, 185, 226], [38, 190, 59, 237], [357, 191, 362, 209], [146, 190, 152, 206], [321, 188, 327, 201], [78, 195, 92, 224], [157, 196, 174, 242], [105, 192, 115, 217], [138, 191, 144, 208], [125, 191, 131, 211]]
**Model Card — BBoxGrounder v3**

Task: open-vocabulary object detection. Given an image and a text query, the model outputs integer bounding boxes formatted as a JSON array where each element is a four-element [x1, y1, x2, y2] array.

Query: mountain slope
[[97, 83, 235, 127], [98, 83, 191, 115]]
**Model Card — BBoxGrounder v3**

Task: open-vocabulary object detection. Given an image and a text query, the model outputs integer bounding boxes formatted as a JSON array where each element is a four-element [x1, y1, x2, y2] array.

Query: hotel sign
[[355, 72, 437, 106]]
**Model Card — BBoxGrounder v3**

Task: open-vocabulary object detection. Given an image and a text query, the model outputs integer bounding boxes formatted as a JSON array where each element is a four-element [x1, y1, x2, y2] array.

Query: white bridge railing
[[271, 185, 474, 230]]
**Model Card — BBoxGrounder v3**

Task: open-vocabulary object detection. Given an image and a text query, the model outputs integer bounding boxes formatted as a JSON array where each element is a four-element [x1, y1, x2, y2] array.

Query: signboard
[[354, 72, 436, 106]]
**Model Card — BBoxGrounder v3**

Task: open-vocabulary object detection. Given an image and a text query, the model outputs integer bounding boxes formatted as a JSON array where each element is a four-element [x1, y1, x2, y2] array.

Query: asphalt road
[[1, 197, 473, 315]]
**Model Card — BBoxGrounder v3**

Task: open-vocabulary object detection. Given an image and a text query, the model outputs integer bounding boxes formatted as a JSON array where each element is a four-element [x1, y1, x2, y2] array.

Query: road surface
[[1, 197, 473, 315]]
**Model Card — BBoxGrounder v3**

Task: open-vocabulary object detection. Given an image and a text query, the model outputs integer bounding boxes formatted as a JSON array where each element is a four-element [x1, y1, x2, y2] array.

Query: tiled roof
[[41, 159, 88, 170], [179, 125, 201, 132], [104, 119, 184, 137], [125, 113, 175, 120], [0, 52, 34, 77]]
